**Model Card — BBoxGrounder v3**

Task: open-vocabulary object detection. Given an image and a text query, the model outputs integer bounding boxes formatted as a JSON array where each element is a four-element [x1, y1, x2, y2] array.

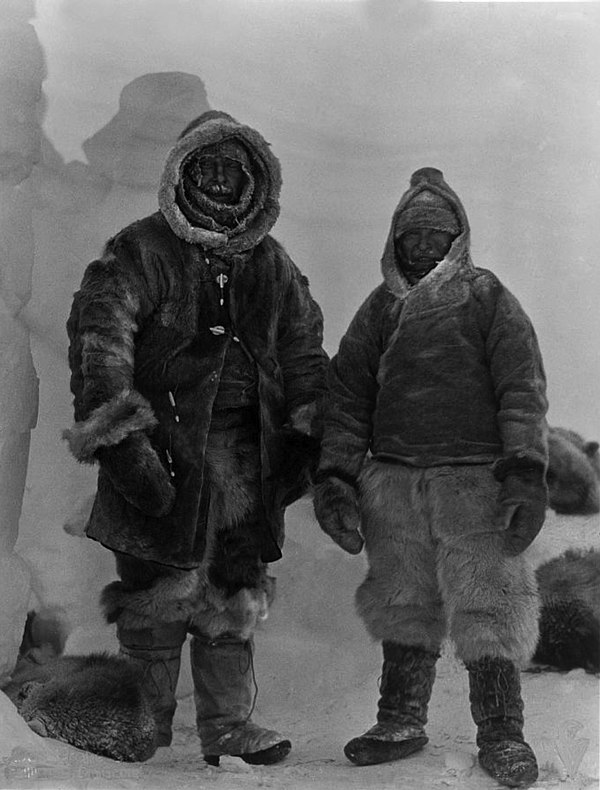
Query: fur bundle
[[14, 653, 158, 762], [2, 612, 158, 762], [547, 427, 600, 515], [533, 548, 600, 673]]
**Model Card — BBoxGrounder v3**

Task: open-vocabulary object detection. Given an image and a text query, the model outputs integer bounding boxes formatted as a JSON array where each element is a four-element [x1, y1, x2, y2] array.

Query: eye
[[223, 159, 242, 172], [401, 233, 419, 245]]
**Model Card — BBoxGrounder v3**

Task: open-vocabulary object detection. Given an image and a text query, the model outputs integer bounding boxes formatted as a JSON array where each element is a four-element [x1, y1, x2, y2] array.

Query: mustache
[[204, 183, 234, 197]]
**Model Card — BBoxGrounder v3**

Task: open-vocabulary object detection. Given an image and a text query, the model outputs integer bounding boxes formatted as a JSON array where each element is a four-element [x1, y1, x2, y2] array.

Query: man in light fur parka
[[313, 167, 548, 788], [65, 110, 328, 766]]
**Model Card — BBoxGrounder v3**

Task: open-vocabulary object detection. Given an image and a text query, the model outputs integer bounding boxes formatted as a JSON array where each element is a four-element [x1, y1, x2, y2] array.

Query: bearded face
[[187, 153, 246, 205]]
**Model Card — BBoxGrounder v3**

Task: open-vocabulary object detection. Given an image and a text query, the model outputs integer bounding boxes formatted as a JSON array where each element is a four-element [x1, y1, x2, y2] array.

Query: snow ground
[[0, 501, 598, 790]]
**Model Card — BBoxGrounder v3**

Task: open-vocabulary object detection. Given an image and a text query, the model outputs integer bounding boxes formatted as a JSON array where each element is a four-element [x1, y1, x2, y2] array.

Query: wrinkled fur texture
[[547, 427, 600, 515], [2, 613, 158, 762], [533, 548, 600, 673], [66, 217, 327, 568], [355, 462, 540, 665], [101, 428, 276, 641]]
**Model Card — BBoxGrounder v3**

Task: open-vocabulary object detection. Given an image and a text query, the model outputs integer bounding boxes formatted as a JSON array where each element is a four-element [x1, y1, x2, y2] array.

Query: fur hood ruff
[[380, 167, 473, 300], [158, 110, 282, 252]]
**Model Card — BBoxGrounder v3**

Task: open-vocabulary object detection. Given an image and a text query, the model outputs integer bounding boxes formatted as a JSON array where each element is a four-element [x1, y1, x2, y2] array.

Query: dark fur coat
[[64, 112, 328, 569]]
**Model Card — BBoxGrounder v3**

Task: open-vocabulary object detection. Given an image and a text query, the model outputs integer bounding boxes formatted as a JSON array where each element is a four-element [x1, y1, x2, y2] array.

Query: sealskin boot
[[190, 633, 291, 766], [117, 621, 187, 747], [467, 656, 538, 788], [344, 642, 439, 766]]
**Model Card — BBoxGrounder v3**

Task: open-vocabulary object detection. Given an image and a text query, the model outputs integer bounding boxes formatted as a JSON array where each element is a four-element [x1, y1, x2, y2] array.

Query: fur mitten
[[313, 475, 363, 554], [96, 431, 175, 517], [494, 469, 548, 556]]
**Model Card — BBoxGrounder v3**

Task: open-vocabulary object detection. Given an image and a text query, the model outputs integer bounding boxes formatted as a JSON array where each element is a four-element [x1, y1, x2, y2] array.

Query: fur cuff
[[102, 570, 276, 640], [63, 390, 157, 463], [189, 577, 276, 640], [101, 570, 201, 628]]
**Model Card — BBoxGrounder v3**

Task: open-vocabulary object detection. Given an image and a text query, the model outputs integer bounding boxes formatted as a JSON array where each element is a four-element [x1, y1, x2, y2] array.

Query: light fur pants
[[355, 462, 540, 665]]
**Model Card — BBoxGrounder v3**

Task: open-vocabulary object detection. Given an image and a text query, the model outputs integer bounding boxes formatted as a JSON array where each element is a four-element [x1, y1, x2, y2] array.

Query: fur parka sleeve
[[276, 253, 329, 427], [483, 280, 549, 475], [318, 288, 385, 481], [64, 237, 157, 463]]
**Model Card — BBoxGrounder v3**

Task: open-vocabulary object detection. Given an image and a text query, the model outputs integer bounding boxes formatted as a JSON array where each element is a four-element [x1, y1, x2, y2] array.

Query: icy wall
[[0, 0, 43, 682], [0, 0, 598, 678]]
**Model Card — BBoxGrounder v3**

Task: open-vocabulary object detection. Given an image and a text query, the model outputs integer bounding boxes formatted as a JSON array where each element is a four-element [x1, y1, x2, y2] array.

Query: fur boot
[[190, 633, 290, 766], [344, 642, 438, 766], [467, 656, 538, 787]]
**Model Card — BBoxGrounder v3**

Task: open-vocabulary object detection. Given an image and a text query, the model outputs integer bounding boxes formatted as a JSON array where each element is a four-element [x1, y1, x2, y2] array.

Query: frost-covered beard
[[177, 140, 256, 231]]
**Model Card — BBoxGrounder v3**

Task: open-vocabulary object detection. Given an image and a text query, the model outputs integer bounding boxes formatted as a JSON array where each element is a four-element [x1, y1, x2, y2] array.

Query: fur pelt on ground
[[532, 548, 600, 674], [1, 612, 158, 762], [547, 427, 600, 515]]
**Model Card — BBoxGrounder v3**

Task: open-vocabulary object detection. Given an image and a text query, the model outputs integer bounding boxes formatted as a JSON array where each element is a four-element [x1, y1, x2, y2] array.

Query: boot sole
[[344, 736, 428, 766], [479, 760, 538, 788], [204, 739, 292, 767]]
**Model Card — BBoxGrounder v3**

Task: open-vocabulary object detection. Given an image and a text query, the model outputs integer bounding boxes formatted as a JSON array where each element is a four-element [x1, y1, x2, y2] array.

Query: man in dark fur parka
[[314, 168, 548, 788], [64, 110, 328, 766]]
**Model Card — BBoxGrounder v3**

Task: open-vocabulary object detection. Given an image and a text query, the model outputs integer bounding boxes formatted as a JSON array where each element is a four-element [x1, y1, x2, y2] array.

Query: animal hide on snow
[[533, 548, 600, 674], [547, 427, 600, 516], [1, 612, 158, 762]]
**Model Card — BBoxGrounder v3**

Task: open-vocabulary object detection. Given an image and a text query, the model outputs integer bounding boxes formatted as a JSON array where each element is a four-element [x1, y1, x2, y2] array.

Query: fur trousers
[[355, 462, 540, 665], [101, 426, 275, 640]]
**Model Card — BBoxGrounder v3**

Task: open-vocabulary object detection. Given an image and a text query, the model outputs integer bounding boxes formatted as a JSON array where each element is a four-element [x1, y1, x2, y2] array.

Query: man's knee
[[355, 578, 445, 649]]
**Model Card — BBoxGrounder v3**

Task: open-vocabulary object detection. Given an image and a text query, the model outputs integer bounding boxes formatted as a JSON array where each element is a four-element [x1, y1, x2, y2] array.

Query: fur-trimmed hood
[[158, 110, 282, 253], [381, 167, 473, 299]]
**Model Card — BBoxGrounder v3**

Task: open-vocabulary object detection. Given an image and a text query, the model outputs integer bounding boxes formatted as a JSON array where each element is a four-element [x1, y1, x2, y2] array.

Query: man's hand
[[96, 431, 176, 518], [495, 469, 548, 556], [313, 475, 364, 554]]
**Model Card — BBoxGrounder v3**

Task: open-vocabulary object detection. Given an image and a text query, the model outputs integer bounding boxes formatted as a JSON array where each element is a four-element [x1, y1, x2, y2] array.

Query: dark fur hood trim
[[63, 389, 157, 463], [380, 167, 474, 299], [158, 110, 282, 252]]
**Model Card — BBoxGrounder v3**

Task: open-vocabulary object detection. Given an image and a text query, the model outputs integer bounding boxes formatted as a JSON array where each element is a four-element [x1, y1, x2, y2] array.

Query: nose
[[212, 159, 226, 183], [415, 231, 432, 250]]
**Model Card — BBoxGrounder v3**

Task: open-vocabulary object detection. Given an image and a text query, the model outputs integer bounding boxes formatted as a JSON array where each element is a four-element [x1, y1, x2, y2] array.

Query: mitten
[[313, 475, 364, 555], [494, 468, 548, 556], [96, 431, 176, 518]]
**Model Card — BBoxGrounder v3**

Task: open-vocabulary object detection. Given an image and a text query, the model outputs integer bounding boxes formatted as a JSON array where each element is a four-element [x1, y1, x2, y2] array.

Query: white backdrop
[[2, 0, 599, 680]]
